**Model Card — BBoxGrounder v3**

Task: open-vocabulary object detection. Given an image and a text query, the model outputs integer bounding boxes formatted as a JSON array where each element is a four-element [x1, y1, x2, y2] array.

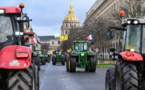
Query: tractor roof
[[0, 7, 21, 14], [122, 18, 145, 26], [73, 40, 89, 43]]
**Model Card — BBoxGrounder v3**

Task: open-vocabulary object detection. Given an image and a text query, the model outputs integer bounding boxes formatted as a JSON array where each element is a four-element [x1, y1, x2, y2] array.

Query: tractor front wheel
[[32, 56, 41, 71], [105, 69, 111, 90], [7, 63, 35, 90], [68, 57, 76, 72], [61, 59, 65, 65], [88, 57, 96, 72], [52, 58, 56, 65], [115, 60, 138, 90], [41, 58, 46, 65]]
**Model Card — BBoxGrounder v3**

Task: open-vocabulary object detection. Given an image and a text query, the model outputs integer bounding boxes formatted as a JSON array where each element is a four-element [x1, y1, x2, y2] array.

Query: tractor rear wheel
[[7, 63, 35, 90], [52, 58, 56, 65], [115, 60, 138, 90], [61, 59, 65, 65], [68, 57, 76, 72], [32, 57, 41, 71], [105, 69, 111, 90], [41, 58, 46, 65], [88, 57, 96, 72]]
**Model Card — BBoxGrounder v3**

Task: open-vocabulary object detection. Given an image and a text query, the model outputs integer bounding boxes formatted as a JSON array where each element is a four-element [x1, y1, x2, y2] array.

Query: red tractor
[[0, 3, 39, 90], [105, 11, 145, 90]]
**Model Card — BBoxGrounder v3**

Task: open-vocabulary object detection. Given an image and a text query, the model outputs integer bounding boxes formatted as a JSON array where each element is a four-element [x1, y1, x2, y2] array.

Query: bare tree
[[41, 43, 49, 52]]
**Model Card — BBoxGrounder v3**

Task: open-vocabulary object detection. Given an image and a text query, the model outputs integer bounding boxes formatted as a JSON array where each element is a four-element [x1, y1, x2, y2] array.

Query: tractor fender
[[119, 51, 143, 61], [88, 52, 96, 56], [0, 45, 32, 69], [108, 66, 115, 89], [70, 52, 78, 57]]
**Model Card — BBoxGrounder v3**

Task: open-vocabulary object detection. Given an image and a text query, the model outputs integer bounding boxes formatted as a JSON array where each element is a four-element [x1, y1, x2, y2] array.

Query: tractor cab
[[73, 40, 90, 52], [0, 5, 32, 50], [107, 18, 145, 54]]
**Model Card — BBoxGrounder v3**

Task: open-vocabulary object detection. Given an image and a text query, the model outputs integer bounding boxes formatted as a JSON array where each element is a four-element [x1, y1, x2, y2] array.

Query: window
[[70, 24, 71, 27], [125, 25, 141, 52], [52, 41, 54, 45], [58, 41, 60, 44], [66, 24, 68, 27], [66, 31, 67, 34]]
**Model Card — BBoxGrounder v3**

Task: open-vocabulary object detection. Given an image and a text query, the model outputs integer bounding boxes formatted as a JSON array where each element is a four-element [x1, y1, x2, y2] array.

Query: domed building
[[61, 1, 80, 35]]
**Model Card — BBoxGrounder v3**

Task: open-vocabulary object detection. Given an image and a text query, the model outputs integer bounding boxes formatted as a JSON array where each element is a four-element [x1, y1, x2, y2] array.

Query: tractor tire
[[115, 60, 138, 90], [32, 57, 41, 71], [61, 59, 65, 65], [35, 66, 39, 90], [7, 63, 35, 90], [66, 57, 69, 72], [105, 69, 111, 90], [69, 57, 76, 72], [41, 58, 46, 65], [52, 58, 56, 65], [88, 57, 96, 72]]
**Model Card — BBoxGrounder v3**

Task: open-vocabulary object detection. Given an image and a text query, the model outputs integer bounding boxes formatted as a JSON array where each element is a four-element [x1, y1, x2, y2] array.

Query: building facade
[[84, 0, 126, 60]]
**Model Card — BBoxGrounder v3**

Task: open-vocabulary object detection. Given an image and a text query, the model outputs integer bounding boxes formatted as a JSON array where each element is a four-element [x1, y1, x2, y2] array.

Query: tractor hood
[[0, 45, 32, 69]]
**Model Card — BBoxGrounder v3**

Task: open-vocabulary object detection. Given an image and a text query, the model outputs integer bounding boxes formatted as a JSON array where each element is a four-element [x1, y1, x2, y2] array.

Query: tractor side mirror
[[107, 29, 113, 39], [110, 47, 116, 52]]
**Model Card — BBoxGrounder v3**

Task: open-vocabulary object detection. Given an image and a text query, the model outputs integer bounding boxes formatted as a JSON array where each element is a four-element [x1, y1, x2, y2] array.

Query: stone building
[[61, 1, 80, 35], [39, 36, 61, 51], [84, 0, 126, 60]]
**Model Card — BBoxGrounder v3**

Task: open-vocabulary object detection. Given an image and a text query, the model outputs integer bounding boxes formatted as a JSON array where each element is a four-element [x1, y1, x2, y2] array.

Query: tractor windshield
[[125, 25, 141, 52], [0, 16, 13, 47], [74, 42, 88, 51], [56, 51, 61, 55]]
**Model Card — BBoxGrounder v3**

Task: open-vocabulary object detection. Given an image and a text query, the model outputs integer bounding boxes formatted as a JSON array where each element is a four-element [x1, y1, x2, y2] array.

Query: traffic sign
[[95, 48, 99, 53]]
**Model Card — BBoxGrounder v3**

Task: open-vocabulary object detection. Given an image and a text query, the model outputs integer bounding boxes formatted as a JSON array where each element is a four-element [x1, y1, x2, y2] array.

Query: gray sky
[[1, 0, 96, 37]]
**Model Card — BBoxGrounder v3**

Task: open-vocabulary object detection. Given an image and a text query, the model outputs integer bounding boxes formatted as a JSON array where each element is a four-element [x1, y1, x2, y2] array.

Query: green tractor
[[66, 40, 97, 72], [35, 50, 46, 65], [52, 50, 65, 65], [25, 43, 41, 70], [44, 51, 50, 63]]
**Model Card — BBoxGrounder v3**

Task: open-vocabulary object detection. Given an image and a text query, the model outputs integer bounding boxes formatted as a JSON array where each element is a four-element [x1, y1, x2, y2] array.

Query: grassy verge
[[96, 64, 113, 68]]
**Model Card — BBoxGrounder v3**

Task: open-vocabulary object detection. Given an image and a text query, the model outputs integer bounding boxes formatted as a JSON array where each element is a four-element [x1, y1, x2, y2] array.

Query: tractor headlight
[[15, 32, 24, 36], [16, 52, 29, 58], [133, 20, 139, 24], [81, 53, 84, 56], [0, 9, 5, 14], [127, 20, 131, 24], [130, 48, 135, 52]]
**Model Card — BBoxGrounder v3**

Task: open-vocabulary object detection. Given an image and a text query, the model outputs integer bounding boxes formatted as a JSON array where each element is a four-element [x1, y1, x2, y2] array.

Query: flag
[[87, 34, 93, 40], [64, 34, 68, 40], [31, 37, 37, 43], [60, 35, 65, 41], [60, 34, 68, 41], [67, 48, 72, 52]]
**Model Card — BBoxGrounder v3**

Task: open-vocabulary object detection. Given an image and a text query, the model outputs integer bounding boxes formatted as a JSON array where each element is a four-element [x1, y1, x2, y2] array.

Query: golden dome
[[64, 1, 79, 23]]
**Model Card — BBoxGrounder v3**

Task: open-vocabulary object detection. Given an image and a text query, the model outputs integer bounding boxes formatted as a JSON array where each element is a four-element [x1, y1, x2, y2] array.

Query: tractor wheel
[[7, 63, 35, 90], [88, 57, 96, 72], [68, 57, 76, 72], [35, 66, 39, 90], [41, 58, 46, 65], [32, 57, 41, 71], [52, 58, 56, 65], [105, 69, 111, 90], [66, 57, 69, 72], [115, 60, 138, 90], [61, 59, 65, 65]]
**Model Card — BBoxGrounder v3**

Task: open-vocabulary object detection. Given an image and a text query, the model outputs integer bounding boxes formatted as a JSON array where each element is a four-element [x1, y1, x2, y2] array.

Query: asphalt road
[[39, 62, 107, 90]]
